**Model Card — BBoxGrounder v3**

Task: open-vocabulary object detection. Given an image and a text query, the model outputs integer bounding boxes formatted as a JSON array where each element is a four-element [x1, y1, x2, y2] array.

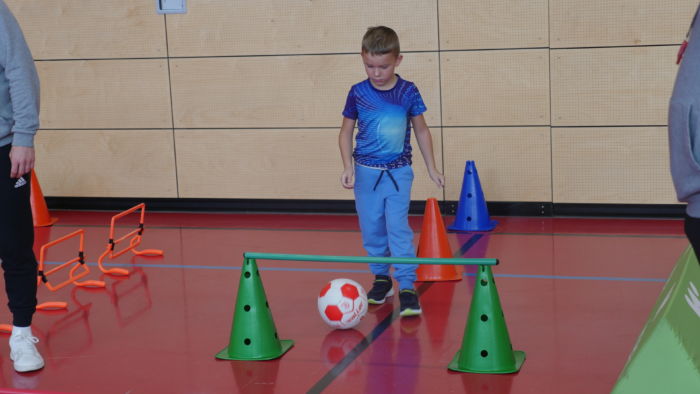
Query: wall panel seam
[[436, 0, 445, 201], [551, 43, 681, 51], [164, 14, 180, 198], [551, 125, 668, 128], [547, 0, 553, 204], [440, 47, 550, 53]]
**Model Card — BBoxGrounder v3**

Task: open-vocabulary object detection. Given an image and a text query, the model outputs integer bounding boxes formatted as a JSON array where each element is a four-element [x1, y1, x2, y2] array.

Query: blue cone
[[448, 161, 497, 232]]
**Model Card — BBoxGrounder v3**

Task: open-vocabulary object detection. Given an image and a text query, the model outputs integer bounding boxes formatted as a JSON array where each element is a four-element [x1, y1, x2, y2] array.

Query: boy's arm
[[411, 114, 445, 188], [338, 117, 357, 189]]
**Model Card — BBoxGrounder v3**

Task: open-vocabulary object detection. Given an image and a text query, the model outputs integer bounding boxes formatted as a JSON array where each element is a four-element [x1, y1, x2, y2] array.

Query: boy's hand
[[429, 170, 445, 188], [341, 168, 355, 189]]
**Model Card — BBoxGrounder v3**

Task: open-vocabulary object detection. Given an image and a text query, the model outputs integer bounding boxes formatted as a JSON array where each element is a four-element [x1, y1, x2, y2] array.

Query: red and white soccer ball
[[318, 278, 368, 329]]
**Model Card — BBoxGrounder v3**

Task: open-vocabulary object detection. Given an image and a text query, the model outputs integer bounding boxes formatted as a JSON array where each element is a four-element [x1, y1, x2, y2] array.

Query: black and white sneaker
[[367, 275, 394, 304], [399, 289, 422, 317]]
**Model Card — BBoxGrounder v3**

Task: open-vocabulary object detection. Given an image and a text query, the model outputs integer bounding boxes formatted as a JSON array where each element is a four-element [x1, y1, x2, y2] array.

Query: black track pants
[[0, 144, 37, 326]]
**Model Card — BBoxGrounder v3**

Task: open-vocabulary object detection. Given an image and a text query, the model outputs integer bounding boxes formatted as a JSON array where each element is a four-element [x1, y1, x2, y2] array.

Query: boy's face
[[362, 51, 403, 89]]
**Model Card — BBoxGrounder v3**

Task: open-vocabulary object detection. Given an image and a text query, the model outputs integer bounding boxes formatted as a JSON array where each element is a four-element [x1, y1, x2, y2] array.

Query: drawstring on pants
[[373, 169, 399, 192]]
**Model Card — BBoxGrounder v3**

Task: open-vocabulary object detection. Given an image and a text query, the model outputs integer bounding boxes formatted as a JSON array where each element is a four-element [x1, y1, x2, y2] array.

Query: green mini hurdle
[[216, 252, 525, 374]]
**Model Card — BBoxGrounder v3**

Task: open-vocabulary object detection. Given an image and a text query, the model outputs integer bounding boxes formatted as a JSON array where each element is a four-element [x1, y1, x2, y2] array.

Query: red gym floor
[[0, 210, 687, 393]]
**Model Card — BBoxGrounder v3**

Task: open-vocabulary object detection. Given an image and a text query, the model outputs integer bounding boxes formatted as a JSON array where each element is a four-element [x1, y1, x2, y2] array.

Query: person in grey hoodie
[[670, 5, 700, 261], [0, 0, 44, 372]]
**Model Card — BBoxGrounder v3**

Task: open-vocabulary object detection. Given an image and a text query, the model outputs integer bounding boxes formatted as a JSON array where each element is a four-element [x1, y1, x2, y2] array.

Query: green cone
[[216, 258, 293, 360], [611, 246, 700, 393], [448, 265, 525, 373]]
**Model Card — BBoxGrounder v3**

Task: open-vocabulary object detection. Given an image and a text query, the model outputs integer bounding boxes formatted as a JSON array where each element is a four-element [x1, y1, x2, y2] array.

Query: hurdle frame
[[218, 252, 526, 374], [242, 252, 498, 266]]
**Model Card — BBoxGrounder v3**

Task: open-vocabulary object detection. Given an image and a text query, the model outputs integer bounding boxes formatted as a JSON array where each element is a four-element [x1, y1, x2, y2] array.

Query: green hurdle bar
[[243, 252, 498, 266], [216, 252, 524, 374]]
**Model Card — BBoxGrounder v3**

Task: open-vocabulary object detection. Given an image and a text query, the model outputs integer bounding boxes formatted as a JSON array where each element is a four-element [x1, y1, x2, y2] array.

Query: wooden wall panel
[[34, 130, 177, 198], [550, 0, 698, 48], [441, 49, 550, 126], [170, 53, 440, 128], [4, 1, 684, 206], [6, 0, 166, 59], [176, 129, 346, 199], [443, 127, 551, 202], [411, 127, 444, 202], [166, 0, 438, 57], [439, 0, 548, 50], [176, 128, 443, 200], [37, 60, 173, 129], [552, 128, 676, 204], [551, 46, 678, 126]]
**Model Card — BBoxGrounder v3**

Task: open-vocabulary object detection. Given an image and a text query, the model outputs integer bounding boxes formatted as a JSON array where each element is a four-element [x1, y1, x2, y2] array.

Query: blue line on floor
[[464, 273, 666, 282], [43, 261, 667, 282]]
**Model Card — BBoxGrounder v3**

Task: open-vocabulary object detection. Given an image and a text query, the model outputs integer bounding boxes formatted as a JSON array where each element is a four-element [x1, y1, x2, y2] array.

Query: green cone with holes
[[216, 258, 294, 360], [448, 265, 525, 373]]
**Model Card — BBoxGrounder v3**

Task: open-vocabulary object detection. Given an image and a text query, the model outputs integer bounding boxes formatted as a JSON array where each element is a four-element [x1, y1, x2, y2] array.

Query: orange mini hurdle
[[38, 229, 91, 292], [35, 229, 101, 310], [93, 203, 163, 277]]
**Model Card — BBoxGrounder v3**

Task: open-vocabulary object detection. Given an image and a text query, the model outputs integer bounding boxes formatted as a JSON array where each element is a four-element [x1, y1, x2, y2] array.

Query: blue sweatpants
[[354, 164, 417, 290]]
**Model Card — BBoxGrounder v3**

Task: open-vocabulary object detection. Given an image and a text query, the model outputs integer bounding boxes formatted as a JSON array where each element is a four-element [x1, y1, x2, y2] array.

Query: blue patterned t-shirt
[[342, 76, 427, 169]]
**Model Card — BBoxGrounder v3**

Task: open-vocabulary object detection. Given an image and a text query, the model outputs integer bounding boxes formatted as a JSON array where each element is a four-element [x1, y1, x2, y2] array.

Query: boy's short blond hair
[[361, 26, 400, 56]]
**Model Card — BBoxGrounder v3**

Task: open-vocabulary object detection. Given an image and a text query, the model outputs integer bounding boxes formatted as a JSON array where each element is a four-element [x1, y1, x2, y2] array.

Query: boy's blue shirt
[[342, 76, 426, 169]]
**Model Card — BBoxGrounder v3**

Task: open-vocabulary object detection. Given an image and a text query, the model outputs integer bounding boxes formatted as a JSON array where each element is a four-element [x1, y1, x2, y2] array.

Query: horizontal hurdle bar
[[243, 252, 498, 266]]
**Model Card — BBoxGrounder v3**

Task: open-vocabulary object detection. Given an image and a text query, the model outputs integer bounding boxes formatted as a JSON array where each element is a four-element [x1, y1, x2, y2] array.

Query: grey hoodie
[[0, 0, 39, 148], [669, 6, 700, 217]]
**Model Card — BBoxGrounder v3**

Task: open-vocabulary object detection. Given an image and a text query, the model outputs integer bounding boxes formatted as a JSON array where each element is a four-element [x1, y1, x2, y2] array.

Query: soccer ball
[[318, 278, 368, 329]]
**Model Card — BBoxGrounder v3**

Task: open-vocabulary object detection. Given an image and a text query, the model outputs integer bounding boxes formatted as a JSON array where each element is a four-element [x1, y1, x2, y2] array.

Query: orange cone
[[415, 198, 462, 281], [30, 169, 57, 227]]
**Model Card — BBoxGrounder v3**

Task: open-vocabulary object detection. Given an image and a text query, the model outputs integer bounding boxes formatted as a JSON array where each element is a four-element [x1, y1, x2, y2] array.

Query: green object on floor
[[611, 246, 700, 393], [216, 258, 293, 361], [448, 265, 525, 373]]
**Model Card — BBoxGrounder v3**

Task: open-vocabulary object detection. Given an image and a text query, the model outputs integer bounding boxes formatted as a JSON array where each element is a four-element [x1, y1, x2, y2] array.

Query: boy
[[338, 26, 444, 317], [0, 0, 44, 372]]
